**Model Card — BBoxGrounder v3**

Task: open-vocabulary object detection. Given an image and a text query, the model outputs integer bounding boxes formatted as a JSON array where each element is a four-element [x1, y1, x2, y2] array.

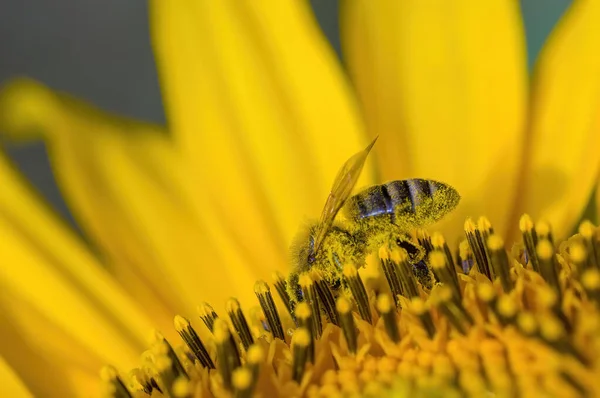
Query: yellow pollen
[[295, 302, 312, 319], [293, 327, 311, 347], [298, 273, 313, 288], [342, 263, 358, 278], [538, 287, 558, 308], [579, 220, 595, 238], [410, 297, 427, 315], [517, 312, 538, 334], [246, 344, 265, 364], [431, 232, 446, 248], [582, 269, 600, 290], [232, 367, 253, 390], [540, 315, 564, 341], [464, 218, 476, 233], [497, 296, 517, 318], [569, 242, 587, 263], [173, 315, 190, 332], [519, 214, 534, 232], [536, 239, 554, 260], [487, 234, 504, 251], [477, 283, 495, 301], [172, 376, 191, 397], [376, 294, 393, 313], [536, 221, 551, 237], [336, 296, 352, 314], [477, 216, 492, 231], [429, 251, 446, 269]]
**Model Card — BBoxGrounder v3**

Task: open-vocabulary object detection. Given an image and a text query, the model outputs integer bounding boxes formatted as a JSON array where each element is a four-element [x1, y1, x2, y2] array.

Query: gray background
[[0, 0, 571, 227]]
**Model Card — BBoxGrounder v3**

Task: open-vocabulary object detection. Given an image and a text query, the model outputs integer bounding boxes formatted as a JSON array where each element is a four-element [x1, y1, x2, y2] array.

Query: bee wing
[[312, 136, 378, 253]]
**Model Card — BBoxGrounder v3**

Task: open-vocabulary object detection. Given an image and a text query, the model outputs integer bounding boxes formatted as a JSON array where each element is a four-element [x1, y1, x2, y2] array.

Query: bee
[[288, 137, 460, 301]]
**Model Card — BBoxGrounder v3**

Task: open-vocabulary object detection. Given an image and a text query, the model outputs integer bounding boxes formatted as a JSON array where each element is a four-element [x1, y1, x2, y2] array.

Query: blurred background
[[0, 0, 571, 226]]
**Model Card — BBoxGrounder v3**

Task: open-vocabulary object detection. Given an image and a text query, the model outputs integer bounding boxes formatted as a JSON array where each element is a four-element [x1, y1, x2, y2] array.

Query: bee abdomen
[[346, 179, 450, 220]]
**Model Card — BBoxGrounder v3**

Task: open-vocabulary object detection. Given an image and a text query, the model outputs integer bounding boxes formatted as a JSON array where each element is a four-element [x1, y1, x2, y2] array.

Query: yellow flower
[[0, 0, 599, 397]]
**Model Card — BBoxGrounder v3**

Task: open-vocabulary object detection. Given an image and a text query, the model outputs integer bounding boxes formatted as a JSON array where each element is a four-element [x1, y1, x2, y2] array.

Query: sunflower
[[1, 0, 600, 397]]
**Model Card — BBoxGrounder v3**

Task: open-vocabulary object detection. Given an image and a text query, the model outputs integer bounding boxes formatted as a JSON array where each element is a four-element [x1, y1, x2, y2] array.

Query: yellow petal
[[0, 79, 262, 311], [341, 0, 528, 240], [0, 357, 33, 398], [151, 0, 374, 275], [515, 0, 600, 239]]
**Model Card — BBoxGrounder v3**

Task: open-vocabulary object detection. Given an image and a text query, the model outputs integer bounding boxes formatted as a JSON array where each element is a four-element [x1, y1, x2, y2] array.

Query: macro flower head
[[0, 0, 600, 397]]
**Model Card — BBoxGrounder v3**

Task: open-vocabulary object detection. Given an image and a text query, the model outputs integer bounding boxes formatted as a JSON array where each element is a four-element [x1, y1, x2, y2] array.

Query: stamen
[[298, 274, 323, 339], [429, 250, 461, 301], [174, 315, 215, 369], [464, 218, 492, 279], [516, 312, 538, 336], [434, 285, 473, 334], [232, 367, 255, 398], [294, 302, 316, 363], [431, 232, 459, 288], [246, 345, 264, 381], [376, 294, 400, 343], [379, 246, 404, 307], [458, 239, 475, 273], [409, 297, 435, 338], [226, 298, 255, 351], [581, 268, 600, 303], [292, 328, 312, 383], [272, 271, 296, 319], [390, 248, 419, 298], [171, 376, 191, 398], [579, 221, 599, 269], [416, 228, 434, 253], [520, 214, 540, 272], [311, 270, 339, 326], [487, 234, 513, 293], [151, 331, 188, 381], [342, 264, 372, 324], [536, 220, 554, 243], [536, 240, 561, 299], [568, 241, 587, 274], [100, 365, 132, 398], [213, 319, 241, 391], [336, 296, 358, 354], [197, 302, 219, 332], [494, 295, 517, 326], [254, 281, 285, 340], [129, 368, 162, 395]]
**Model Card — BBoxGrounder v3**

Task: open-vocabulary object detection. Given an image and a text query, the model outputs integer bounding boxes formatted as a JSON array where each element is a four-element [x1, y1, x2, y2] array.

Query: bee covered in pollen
[[287, 137, 460, 302]]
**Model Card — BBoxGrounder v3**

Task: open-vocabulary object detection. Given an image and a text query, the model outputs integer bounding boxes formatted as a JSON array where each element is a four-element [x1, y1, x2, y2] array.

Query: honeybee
[[288, 137, 460, 300]]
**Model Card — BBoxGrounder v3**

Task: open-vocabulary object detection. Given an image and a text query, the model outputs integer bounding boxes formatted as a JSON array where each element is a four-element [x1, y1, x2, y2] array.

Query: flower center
[[101, 215, 600, 398]]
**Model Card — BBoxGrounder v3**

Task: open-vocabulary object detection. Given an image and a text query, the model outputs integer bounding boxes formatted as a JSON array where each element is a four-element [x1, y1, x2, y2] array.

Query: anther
[[254, 281, 285, 340], [464, 218, 492, 279], [246, 344, 264, 380], [197, 302, 219, 332], [226, 298, 254, 351], [429, 250, 461, 301], [174, 315, 215, 369], [171, 376, 191, 398], [520, 214, 540, 272], [516, 312, 538, 336], [390, 248, 419, 298], [581, 268, 600, 303], [416, 228, 434, 254], [151, 331, 188, 382], [336, 296, 358, 354], [213, 318, 241, 391], [342, 264, 373, 324], [232, 367, 255, 398], [569, 242, 588, 273], [376, 294, 400, 343], [311, 270, 339, 326], [100, 365, 132, 398], [487, 234, 513, 292], [272, 271, 296, 319], [379, 246, 404, 307], [494, 295, 518, 326], [298, 274, 322, 339], [292, 328, 312, 383]]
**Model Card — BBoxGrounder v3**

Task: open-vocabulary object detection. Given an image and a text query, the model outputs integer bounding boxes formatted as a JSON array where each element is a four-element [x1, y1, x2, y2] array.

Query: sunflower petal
[[517, 0, 600, 238], [0, 357, 33, 398], [151, 0, 374, 273], [341, 0, 528, 239]]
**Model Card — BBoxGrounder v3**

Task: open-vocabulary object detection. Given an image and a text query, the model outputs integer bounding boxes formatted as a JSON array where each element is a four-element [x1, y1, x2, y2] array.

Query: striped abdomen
[[344, 179, 459, 222]]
